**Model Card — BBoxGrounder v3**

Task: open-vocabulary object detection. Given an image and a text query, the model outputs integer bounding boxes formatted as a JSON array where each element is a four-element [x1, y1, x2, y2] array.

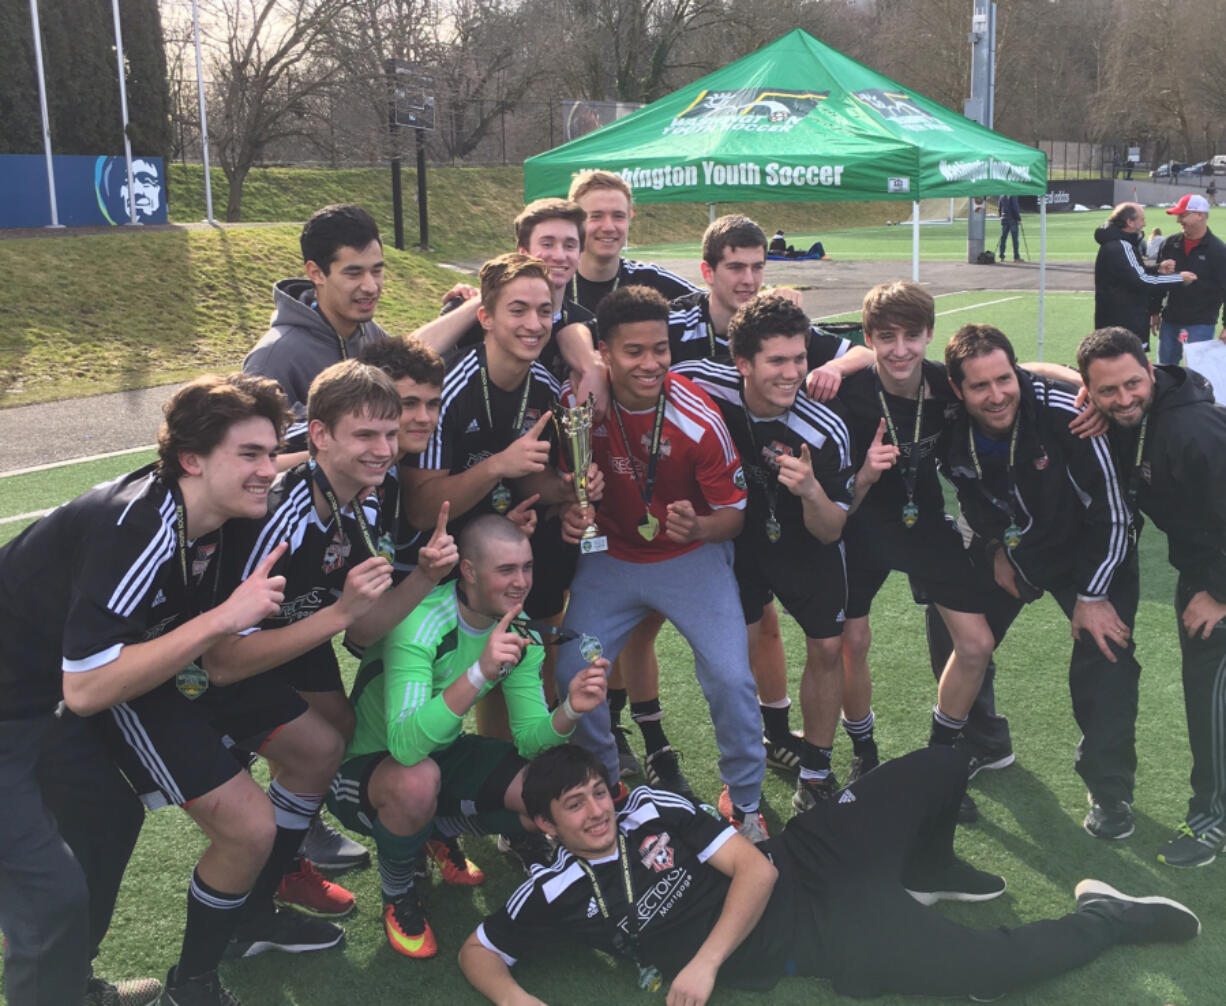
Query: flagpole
[[110, 0, 139, 224], [191, 0, 215, 224], [28, 0, 63, 228]]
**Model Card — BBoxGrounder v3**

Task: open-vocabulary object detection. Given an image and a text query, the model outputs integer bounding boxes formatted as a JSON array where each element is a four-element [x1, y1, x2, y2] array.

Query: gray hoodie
[[243, 278, 389, 446]]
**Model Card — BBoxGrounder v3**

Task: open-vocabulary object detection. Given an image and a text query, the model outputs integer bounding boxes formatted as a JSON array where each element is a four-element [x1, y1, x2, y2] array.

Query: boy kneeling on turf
[[327, 514, 609, 957]]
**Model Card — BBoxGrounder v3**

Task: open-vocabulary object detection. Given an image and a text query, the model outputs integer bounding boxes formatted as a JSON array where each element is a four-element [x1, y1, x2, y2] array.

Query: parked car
[[1211, 155, 1226, 175], [1150, 161, 1187, 178], [1179, 161, 1211, 177]]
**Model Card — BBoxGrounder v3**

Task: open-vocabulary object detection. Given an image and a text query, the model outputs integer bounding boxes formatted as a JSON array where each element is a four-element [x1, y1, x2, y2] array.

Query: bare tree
[[204, 0, 352, 220]]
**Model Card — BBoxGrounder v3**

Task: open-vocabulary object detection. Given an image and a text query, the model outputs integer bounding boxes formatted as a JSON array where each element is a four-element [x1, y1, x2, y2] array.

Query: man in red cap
[[1150, 194, 1226, 364]]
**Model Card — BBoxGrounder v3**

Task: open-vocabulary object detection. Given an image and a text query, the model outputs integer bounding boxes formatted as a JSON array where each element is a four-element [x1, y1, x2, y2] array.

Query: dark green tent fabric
[[524, 29, 1046, 205]]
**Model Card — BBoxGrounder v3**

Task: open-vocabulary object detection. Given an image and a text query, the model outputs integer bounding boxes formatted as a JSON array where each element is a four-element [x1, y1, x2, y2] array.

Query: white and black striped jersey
[[939, 371, 1131, 599], [672, 359, 856, 547], [476, 786, 791, 985], [407, 344, 561, 525], [667, 289, 852, 367], [0, 465, 221, 719], [569, 258, 698, 313], [221, 461, 384, 633]]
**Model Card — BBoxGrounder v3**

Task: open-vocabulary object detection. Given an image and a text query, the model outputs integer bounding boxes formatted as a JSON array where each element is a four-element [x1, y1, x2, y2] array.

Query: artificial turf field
[[1, 212, 1218, 1003]]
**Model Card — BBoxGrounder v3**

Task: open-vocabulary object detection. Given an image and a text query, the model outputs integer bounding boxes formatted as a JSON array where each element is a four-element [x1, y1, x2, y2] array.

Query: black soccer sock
[[630, 699, 669, 755], [608, 688, 628, 726], [760, 699, 792, 741], [245, 781, 325, 915], [799, 742, 833, 780], [177, 868, 249, 979], [842, 710, 877, 754], [929, 705, 968, 747]]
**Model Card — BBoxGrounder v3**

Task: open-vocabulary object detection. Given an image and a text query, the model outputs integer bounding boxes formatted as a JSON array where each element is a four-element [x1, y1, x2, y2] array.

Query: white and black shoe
[[643, 746, 697, 802], [223, 905, 344, 960], [905, 858, 1006, 905], [157, 968, 240, 1006], [1074, 879, 1200, 943], [300, 815, 370, 871]]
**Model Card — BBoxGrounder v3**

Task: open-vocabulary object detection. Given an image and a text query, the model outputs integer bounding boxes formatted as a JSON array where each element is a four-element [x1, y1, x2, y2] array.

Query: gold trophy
[[559, 395, 608, 554]]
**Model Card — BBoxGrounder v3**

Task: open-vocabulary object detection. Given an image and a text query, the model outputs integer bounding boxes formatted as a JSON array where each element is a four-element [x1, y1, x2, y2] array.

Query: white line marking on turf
[[0, 508, 52, 525], [935, 296, 1021, 317], [0, 444, 155, 479]]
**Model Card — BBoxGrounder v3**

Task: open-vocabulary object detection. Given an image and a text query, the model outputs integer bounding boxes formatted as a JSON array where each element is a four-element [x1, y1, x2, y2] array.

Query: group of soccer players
[[2, 169, 1222, 1006]]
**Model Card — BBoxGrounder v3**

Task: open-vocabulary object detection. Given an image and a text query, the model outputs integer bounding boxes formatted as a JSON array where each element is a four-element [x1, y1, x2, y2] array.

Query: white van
[[1211, 155, 1226, 175]]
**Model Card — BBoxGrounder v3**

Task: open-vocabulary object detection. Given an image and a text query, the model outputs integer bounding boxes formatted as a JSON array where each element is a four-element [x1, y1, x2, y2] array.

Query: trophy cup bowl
[[558, 395, 607, 552]]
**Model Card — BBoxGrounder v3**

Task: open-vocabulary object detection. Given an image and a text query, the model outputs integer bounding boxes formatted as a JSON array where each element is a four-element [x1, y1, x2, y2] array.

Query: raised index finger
[[872, 417, 887, 446], [526, 410, 553, 438], [497, 603, 524, 633], [255, 541, 289, 577], [433, 501, 450, 537]]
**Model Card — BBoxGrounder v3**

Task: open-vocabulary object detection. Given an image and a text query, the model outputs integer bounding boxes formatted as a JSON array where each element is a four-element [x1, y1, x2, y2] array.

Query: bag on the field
[[977, 250, 996, 264]]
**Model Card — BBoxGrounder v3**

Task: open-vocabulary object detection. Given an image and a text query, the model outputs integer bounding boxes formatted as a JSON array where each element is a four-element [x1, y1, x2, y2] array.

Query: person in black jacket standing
[[1150, 194, 1226, 365], [939, 325, 1139, 840], [998, 195, 1022, 262], [1093, 203, 1193, 351], [1080, 327, 1226, 868]]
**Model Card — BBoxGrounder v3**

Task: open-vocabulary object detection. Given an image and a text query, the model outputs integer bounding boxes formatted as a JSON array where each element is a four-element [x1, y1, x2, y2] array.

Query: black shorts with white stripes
[[99, 675, 306, 809]]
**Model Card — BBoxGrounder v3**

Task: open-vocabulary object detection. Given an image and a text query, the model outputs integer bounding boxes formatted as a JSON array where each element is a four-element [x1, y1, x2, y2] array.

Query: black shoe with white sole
[[904, 858, 1006, 906], [223, 906, 344, 960], [1074, 879, 1201, 944]]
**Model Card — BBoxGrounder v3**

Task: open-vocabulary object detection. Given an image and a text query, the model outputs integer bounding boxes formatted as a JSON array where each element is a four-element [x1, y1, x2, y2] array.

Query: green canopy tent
[[525, 29, 1056, 353]]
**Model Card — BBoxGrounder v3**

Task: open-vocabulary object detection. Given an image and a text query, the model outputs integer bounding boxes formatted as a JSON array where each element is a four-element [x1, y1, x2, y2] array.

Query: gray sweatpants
[[554, 543, 764, 810]]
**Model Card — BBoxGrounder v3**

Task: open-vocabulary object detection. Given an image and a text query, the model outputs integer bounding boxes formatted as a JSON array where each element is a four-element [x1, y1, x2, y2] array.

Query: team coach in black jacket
[[1094, 202, 1192, 350]]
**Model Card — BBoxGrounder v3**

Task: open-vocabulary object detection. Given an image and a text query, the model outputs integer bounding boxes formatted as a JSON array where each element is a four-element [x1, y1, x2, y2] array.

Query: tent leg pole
[[708, 202, 716, 224], [1038, 199, 1047, 361], [912, 201, 920, 282]]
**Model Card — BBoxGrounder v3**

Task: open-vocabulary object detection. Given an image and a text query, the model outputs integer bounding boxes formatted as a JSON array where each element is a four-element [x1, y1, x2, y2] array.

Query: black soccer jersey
[[568, 257, 698, 313], [373, 463, 426, 581], [444, 298, 596, 381], [222, 461, 384, 634], [476, 787, 792, 986], [410, 344, 561, 523], [837, 360, 958, 531], [672, 359, 855, 548], [0, 465, 221, 719], [667, 289, 851, 368]]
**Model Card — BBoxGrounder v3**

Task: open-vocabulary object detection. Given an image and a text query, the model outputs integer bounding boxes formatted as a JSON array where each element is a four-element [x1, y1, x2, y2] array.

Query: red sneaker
[[425, 838, 485, 886], [384, 890, 437, 958], [275, 859, 356, 918]]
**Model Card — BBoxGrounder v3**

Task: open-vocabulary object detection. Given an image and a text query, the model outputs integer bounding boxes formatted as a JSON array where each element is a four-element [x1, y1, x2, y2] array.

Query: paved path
[[0, 256, 1094, 474]]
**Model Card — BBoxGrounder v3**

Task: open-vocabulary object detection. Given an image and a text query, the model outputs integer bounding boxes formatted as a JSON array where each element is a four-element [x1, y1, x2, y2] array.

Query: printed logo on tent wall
[[664, 90, 829, 137], [851, 90, 951, 133]]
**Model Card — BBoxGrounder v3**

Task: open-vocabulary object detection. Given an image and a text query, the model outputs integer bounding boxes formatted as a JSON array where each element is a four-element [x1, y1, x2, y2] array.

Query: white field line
[[0, 508, 53, 525], [935, 296, 1022, 317], [0, 444, 155, 479]]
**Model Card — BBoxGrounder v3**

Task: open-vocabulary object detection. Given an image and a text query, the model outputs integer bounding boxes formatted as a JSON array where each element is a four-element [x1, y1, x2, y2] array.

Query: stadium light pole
[[965, 0, 996, 262], [191, 0, 215, 225], [109, 0, 139, 225], [28, 0, 63, 228]]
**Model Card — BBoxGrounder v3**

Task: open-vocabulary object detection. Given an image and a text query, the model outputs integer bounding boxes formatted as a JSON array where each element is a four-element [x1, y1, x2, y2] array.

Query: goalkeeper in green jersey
[[327, 514, 608, 958]]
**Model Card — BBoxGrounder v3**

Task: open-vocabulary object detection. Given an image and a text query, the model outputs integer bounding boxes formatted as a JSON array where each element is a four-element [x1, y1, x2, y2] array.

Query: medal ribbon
[[570, 269, 620, 307], [740, 394, 782, 533], [1123, 413, 1149, 515], [574, 832, 646, 966], [610, 388, 668, 520], [167, 480, 223, 610], [967, 414, 1023, 531], [310, 460, 381, 561], [477, 346, 533, 449], [875, 369, 925, 507]]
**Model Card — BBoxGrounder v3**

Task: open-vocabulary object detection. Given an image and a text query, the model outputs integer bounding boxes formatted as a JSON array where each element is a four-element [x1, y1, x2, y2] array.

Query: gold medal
[[579, 634, 604, 663], [376, 532, 396, 563], [902, 501, 919, 528], [175, 663, 209, 701], [491, 482, 512, 513], [1003, 523, 1023, 550], [637, 513, 660, 541], [765, 515, 782, 543]]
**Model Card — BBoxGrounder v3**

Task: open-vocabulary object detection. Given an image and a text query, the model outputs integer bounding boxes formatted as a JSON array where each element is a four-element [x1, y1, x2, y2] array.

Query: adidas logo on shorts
[[466, 418, 481, 434]]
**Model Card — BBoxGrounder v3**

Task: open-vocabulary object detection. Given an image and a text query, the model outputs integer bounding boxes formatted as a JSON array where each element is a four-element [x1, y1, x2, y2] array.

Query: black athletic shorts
[[844, 514, 986, 618], [735, 537, 848, 639], [525, 513, 579, 618], [274, 640, 343, 694], [101, 674, 307, 810]]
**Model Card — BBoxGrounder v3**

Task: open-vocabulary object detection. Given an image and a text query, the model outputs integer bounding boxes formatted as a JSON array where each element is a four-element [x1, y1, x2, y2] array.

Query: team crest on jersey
[[640, 432, 672, 457], [192, 542, 217, 582], [321, 529, 351, 574], [732, 466, 747, 490], [1033, 455, 1049, 471], [639, 833, 675, 873], [522, 408, 542, 434]]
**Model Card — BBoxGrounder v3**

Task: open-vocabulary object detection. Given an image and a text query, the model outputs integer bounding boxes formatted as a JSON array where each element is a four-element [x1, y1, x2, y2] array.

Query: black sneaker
[[1074, 879, 1201, 943], [613, 725, 642, 777], [157, 968, 241, 1006], [792, 773, 839, 814], [1084, 796, 1135, 840], [223, 905, 344, 959], [643, 746, 697, 802], [963, 744, 1015, 781], [763, 732, 803, 772], [846, 743, 880, 785], [1156, 822, 1226, 868], [497, 832, 557, 874], [958, 792, 980, 823], [905, 858, 1006, 905], [85, 970, 162, 1006]]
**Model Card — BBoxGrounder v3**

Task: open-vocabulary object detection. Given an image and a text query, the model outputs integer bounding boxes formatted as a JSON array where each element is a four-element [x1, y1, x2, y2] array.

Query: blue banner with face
[[0, 154, 168, 228]]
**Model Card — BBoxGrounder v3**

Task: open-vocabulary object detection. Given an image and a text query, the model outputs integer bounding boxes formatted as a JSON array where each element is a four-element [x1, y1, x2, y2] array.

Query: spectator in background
[[1150, 194, 1226, 365], [1207, 179, 1219, 207], [1146, 227, 1164, 260], [998, 196, 1022, 262], [770, 229, 787, 254]]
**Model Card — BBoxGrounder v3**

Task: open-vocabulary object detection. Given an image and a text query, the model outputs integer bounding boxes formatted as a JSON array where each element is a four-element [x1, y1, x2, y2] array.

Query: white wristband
[[466, 662, 488, 691], [560, 695, 581, 723]]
